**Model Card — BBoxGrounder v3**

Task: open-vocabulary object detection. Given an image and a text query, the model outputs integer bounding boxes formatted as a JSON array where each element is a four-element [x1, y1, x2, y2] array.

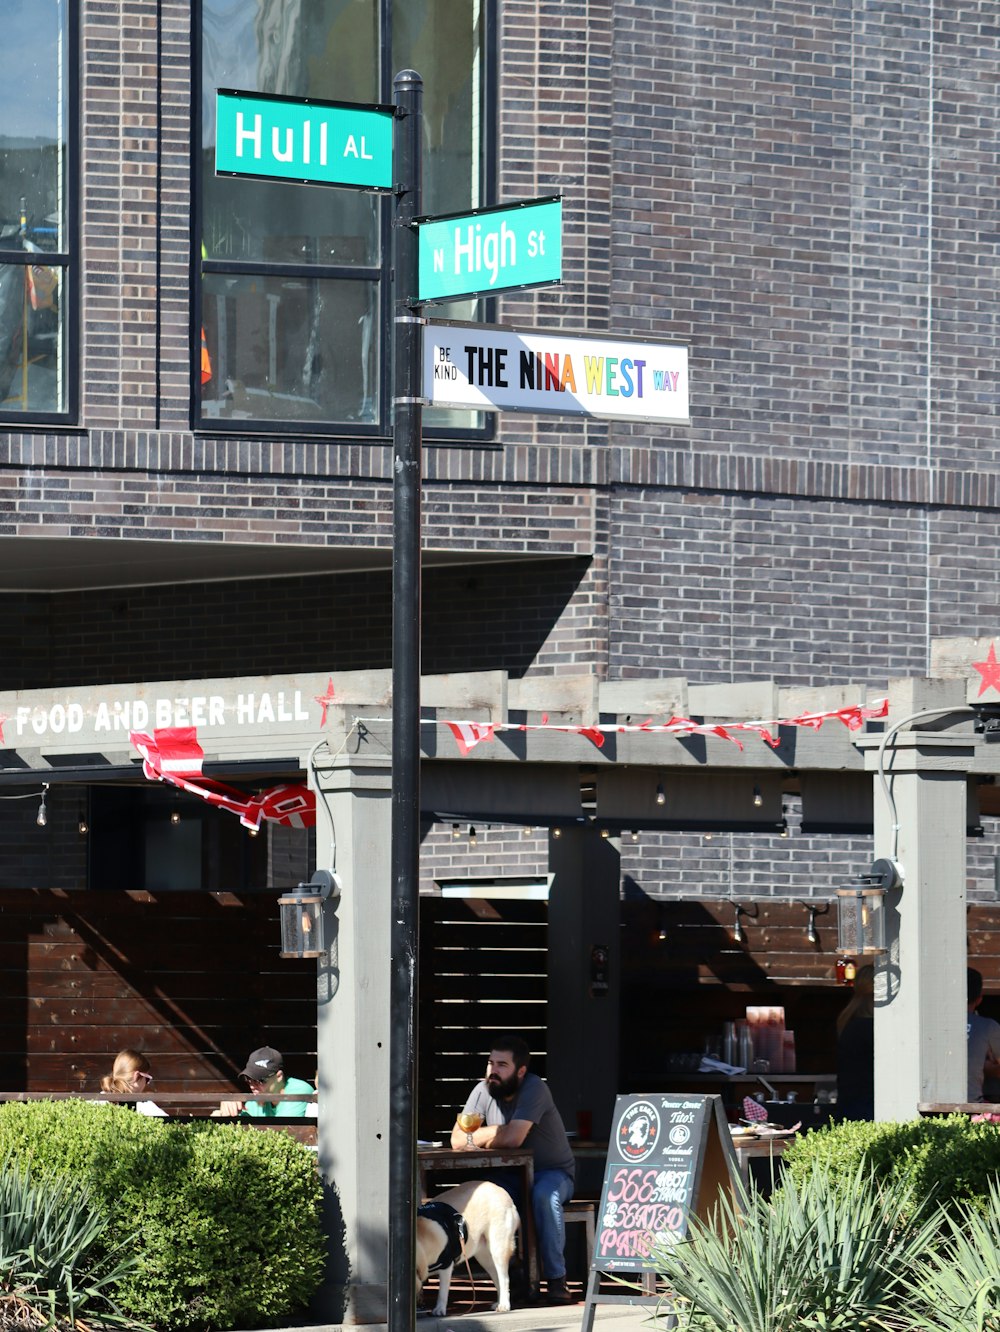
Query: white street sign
[[423, 322, 689, 424]]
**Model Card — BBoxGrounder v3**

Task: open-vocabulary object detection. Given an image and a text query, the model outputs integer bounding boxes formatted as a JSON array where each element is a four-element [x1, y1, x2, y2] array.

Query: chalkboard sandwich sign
[[580, 1093, 740, 1331]]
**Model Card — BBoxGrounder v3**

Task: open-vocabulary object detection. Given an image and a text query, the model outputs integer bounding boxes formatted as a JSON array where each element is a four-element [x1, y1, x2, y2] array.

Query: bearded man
[[450, 1034, 575, 1304]]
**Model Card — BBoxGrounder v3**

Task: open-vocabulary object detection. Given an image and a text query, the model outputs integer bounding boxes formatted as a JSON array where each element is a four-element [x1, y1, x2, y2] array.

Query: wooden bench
[[564, 1199, 596, 1279]]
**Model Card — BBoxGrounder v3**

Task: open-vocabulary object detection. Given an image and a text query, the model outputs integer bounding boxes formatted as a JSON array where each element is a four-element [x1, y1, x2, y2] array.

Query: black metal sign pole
[[388, 68, 423, 1332]]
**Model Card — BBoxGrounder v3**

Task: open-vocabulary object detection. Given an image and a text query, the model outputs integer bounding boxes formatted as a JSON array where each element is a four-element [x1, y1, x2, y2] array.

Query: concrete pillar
[[861, 725, 975, 1120], [546, 827, 621, 1142], [307, 750, 393, 1325]]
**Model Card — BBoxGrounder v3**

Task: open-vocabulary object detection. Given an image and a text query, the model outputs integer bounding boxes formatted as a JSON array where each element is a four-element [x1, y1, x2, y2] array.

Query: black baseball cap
[[240, 1046, 284, 1082]]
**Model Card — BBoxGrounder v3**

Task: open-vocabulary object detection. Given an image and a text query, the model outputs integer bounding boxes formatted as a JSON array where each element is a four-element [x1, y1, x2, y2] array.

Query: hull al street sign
[[416, 197, 562, 303], [215, 88, 394, 191], [423, 321, 690, 425]]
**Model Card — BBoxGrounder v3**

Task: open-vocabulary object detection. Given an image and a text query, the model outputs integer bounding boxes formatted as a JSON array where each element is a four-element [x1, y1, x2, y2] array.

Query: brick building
[[4, 0, 1000, 1316], [1, 0, 1000, 1184]]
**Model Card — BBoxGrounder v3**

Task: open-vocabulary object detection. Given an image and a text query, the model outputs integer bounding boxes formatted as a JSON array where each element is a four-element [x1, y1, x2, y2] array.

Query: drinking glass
[[457, 1112, 482, 1146]]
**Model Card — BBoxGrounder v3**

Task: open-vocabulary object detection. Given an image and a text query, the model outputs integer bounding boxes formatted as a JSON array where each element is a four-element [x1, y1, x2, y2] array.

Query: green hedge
[[0, 1101, 325, 1331], [783, 1114, 1000, 1217]]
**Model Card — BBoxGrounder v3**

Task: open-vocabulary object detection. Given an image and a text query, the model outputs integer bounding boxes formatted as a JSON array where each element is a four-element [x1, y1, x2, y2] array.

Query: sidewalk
[[266, 1304, 664, 1332]]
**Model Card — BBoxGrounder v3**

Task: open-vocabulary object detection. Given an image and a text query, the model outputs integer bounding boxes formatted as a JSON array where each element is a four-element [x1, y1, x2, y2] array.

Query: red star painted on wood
[[314, 678, 337, 726], [972, 643, 1000, 697]]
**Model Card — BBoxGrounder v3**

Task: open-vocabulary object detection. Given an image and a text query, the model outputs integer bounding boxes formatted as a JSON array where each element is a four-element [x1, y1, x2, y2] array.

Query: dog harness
[[418, 1200, 469, 1273]]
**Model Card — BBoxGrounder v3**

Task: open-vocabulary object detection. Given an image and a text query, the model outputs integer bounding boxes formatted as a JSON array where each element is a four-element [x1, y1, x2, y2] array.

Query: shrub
[[0, 1102, 325, 1331], [651, 1161, 941, 1332], [783, 1115, 1000, 1219]]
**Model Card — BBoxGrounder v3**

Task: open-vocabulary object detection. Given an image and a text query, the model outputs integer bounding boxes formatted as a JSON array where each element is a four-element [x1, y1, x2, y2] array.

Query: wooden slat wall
[[418, 897, 548, 1140], [6, 889, 1000, 1111], [0, 890, 316, 1092]]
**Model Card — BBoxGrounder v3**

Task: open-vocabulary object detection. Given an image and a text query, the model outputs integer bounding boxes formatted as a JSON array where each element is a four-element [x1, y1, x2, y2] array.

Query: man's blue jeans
[[487, 1166, 575, 1281], [531, 1167, 575, 1280]]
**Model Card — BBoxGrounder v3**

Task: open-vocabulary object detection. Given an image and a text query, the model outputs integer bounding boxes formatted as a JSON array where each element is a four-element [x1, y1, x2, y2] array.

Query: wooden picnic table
[[418, 1145, 539, 1295]]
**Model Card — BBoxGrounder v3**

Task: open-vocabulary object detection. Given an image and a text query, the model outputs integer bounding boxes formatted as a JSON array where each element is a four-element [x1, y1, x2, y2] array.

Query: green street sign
[[215, 88, 394, 192], [416, 196, 562, 303]]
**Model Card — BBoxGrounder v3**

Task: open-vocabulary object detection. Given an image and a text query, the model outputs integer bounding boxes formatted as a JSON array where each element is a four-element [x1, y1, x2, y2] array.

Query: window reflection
[[202, 0, 379, 265], [199, 0, 488, 433], [392, 0, 483, 216], [0, 262, 64, 414], [0, 0, 68, 249], [0, 0, 68, 417], [201, 273, 378, 425]]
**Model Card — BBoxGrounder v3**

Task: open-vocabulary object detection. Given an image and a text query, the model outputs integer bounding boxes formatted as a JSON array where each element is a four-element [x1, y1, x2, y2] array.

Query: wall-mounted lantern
[[836, 858, 901, 956], [278, 869, 341, 958]]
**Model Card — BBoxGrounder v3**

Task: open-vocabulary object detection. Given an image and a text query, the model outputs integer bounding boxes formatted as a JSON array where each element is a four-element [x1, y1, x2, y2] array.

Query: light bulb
[[630, 829, 639, 842], [655, 782, 666, 807], [469, 826, 477, 846], [753, 786, 763, 808], [552, 827, 562, 839], [36, 786, 48, 828], [170, 808, 181, 826], [451, 823, 460, 839]]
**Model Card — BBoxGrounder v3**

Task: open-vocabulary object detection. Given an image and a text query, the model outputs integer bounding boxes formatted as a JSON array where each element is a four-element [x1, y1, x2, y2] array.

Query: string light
[[77, 806, 89, 836], [36, 784, 48, 828], [451, 823, 461, 839], [469, 826, 477, 847], [551, 827, 562, 840], [655, 782, 666, 807], [753, 786, 763, 808]]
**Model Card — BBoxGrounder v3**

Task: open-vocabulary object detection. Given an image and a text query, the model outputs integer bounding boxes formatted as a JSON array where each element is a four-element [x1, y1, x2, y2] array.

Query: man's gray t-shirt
[[967, 1011, 1000, 1100], [462, 1072, 575, 1176]]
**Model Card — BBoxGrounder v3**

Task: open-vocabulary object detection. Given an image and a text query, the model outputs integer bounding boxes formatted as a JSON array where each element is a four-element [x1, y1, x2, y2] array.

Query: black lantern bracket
[[302, 868, 342, 900]]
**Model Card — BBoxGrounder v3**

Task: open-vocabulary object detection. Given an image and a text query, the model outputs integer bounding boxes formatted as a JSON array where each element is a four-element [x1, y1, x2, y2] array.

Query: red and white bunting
[[445, 720, 496, 755], [426, 697, 889, 757], [130, 727, 316, 831]]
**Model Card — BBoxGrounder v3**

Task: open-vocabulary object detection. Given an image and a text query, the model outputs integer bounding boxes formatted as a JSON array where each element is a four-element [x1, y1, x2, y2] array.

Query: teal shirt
[[241, 1075, 315, 1118]]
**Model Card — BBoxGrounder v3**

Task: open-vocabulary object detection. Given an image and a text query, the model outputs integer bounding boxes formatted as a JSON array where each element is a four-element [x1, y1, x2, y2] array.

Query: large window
[[198, 0, 491, 434], [0, 0, 74, 422]]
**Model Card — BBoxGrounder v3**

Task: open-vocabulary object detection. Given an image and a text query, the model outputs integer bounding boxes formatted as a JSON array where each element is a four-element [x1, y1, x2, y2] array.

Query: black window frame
[[0, 0, 79, 428], [192, 0, 497, 444]]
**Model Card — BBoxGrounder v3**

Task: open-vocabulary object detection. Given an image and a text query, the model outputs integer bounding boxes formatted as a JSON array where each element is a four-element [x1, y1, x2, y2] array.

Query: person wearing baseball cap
[[212, 1045, 315, 1118]]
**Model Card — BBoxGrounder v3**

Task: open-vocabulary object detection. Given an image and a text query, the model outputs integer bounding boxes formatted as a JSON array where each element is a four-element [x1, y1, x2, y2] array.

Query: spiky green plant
[[903, 1178, 1000, 1332], [0, 1156, 141, 1329], [650, 1162, 942, 1332]]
